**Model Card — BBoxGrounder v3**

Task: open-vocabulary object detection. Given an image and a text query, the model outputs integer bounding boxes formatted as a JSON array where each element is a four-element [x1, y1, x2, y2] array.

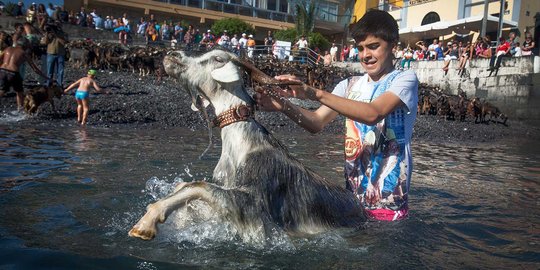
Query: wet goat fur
[[23, 83, 63, 114], [215, 126, 364, 230], [129, 49, 365, 242]]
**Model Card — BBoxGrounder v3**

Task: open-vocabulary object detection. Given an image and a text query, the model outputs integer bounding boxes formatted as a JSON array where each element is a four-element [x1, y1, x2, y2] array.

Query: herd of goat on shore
[[57, 40, 508, 125]]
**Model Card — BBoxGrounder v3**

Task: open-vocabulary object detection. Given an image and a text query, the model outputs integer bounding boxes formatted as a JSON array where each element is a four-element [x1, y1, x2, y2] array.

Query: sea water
[[0, 122, 538, 269]]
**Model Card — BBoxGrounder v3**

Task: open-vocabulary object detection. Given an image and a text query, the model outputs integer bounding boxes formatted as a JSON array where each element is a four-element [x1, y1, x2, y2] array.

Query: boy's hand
[[254, 86, 286, 112], [274, 75, 319, 101], [273, 75, 305, 99]]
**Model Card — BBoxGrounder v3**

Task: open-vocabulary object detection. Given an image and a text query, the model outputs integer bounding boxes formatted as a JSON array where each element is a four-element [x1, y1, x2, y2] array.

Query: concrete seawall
[[336, 56, 540, 120]]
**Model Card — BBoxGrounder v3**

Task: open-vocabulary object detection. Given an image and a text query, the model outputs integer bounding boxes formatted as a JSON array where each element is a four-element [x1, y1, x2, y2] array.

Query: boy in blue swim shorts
[[64, 69, 105, 125]]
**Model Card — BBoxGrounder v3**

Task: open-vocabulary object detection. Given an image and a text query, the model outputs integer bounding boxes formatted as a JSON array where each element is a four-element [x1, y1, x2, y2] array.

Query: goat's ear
[[211, 62, 240, 83]]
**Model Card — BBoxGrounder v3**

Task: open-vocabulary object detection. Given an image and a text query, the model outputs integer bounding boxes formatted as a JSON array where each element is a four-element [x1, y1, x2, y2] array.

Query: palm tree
[[294, 0, 317, 37]]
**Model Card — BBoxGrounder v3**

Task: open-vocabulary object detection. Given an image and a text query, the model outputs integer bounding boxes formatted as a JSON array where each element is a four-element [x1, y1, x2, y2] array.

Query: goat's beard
[[185, 85, 214, 160]]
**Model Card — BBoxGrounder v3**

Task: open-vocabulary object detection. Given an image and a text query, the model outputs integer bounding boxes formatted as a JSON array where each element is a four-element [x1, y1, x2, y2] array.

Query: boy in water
[[256, 10, 418, 221], [64, 69, 104, 125]]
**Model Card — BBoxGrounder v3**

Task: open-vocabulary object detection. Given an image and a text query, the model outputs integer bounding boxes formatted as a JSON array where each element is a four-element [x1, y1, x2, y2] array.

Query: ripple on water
[[1, 125, 539, 268]]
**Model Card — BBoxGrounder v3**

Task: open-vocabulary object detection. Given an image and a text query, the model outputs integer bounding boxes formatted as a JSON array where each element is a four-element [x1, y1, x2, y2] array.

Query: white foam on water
[[124, 175, 360, 253], [131, 176, 296, 250], [136, 261, 157, 270], [0, 110, 27, 123]]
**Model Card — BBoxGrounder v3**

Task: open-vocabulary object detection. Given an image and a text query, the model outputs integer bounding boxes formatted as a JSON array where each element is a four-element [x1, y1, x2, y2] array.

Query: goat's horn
[[232, 58, 302, 86]]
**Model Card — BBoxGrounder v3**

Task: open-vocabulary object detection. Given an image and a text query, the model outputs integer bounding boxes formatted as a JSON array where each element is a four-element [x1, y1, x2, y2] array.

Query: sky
[[12, 0, 64, 8]]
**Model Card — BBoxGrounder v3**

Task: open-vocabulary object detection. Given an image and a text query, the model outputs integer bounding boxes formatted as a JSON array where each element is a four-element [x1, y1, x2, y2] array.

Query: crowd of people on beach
[[0, 1, 536, 127], [12, 1, 538, 71]]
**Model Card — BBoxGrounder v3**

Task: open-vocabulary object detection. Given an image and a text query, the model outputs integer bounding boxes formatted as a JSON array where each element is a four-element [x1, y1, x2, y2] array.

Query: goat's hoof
[[128, 225, 156, 240]]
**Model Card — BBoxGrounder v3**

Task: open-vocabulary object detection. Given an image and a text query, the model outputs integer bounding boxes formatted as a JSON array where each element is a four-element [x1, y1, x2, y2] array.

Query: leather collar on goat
[[213, 105, 255, 128]]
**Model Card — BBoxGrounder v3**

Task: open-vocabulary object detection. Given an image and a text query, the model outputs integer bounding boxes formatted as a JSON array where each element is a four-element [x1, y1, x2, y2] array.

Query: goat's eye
[[215, 56, 224, 62]]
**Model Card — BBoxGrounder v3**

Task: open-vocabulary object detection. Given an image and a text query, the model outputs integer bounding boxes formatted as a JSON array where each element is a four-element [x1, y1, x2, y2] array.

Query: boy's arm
[[64, 79, 81, 93], [281, 102, 339, 133], [277, 75, 411, 126], [92, 79, 102, 92], [317, 88, 403, 126]]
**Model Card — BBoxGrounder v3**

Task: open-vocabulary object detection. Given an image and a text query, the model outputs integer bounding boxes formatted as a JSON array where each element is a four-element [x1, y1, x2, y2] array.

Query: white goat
[[128, 49, 365, 242]]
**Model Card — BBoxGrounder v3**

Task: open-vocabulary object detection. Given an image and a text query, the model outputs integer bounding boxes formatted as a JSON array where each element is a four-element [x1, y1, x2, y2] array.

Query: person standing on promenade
[[330, 43, 338, 62], [264, 30, 274, 54], [256, 9, 418, 221], [247, 34, 256, 58]]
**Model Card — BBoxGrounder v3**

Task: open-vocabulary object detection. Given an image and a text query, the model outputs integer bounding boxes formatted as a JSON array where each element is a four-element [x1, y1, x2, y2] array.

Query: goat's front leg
[[128, 181, 214, 240]]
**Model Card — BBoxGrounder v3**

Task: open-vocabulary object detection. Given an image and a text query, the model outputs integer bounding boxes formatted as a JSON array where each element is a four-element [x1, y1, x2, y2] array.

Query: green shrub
[[274, 28, 331, 50], [211, 18, 254, 36], [274, 28, 297, 43], [308, 32, 331, 51], [4, 2, 19, 16]]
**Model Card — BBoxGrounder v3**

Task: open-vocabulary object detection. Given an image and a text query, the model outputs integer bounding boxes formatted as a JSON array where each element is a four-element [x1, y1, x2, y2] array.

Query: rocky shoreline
[[1, 64, 538, 146], [0, 14, 537, 145]]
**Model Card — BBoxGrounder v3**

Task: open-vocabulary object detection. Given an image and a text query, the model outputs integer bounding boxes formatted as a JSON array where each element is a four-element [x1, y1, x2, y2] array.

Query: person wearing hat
[[200, 29, 214, 48], [63, 69, 106, 125], [103, 15, 113, 30], [442, 41, 459, 72], [247, 34, 256, 58], [238, 33, 248, 52], [218, 30, 230, 48]]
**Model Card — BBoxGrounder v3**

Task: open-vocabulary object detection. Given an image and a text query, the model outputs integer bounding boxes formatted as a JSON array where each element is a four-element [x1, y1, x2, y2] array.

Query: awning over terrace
[[399, 14, 518, 44]]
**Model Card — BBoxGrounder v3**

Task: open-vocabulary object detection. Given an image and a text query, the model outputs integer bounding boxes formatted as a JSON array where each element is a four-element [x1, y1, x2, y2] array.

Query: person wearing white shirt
[[295, 35, 308, 63], [238, 33, 248, 57], [513, 42, 522, 57], [256, 9, 418, 222], [330, 43, 338, 62], [231, 34, 239, 54], [218, 30, 230, 48], [295, 35, 308, 49]]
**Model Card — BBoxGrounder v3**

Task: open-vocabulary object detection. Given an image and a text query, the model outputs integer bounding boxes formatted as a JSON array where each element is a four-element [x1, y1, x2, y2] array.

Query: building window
[[421, 12, 440, 25], [248, 0, 257, 6], [317, 1, 337, 22], [279, 0, 289, 13], [187, 0, 200, 8], [268, 0, 277, 11]]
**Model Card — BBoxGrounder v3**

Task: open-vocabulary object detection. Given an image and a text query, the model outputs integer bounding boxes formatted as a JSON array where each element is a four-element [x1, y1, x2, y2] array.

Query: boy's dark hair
[[349, 9, 399, 45]]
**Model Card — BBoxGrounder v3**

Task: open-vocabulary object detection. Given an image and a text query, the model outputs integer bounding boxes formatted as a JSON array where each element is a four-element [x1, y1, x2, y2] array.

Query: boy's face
[[357, 35, 395, 81]]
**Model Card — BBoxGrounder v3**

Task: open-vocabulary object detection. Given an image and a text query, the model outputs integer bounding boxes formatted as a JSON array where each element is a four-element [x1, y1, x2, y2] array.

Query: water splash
[[183, 166, 193, 178], [0, 110, 27, 123], [136, 261, 157, 270], [143, 176, 185, 200]]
